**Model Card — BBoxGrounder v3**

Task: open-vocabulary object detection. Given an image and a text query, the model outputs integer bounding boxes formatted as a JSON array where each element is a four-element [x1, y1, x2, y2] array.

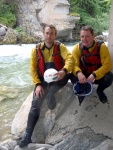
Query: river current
[[0, 43, 75, 141]]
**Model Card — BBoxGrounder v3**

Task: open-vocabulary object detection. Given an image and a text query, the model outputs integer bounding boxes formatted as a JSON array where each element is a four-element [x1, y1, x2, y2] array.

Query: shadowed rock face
[[10, 82, 113, 149], [14, 0, 79, 40], [0, 0, 80, 44]]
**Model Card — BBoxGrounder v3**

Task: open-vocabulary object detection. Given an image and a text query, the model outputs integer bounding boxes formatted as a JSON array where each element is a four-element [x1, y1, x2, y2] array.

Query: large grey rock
[[14, 143, 52, 150], [0, 27, 6, 36], [0, 24, 7, 43], [91, 139, 113, 150], [0, 139, 17, 150], [0, 1, 79, 44], [49, 127, 107, 150], [11, 82, 113, 149], [14, 0, 79, 41], [2, 28, 17, 44], [11, 92, 33, 136]]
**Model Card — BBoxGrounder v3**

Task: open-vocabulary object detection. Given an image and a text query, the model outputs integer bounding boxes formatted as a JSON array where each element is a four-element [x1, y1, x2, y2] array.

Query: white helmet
[[44, 68, 58, 83]]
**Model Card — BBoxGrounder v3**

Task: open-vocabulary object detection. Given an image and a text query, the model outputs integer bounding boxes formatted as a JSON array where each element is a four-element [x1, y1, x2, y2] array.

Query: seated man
[[70, 25, 113, 105], [18, 24, 74, 147]]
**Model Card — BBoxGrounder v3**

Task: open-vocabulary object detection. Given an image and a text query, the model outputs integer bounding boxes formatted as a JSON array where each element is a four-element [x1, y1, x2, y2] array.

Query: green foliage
[[0, 1, 16, 27], [15, 27, 23, 35], [79, 0, 99, 17], [69, 12, 80, 17], [69, 0, 79, 13], [69, 0, 111, 33], [69, 0, 99, 16], [77, 12, 109, 34], [95, 13, 109, 31], [105, 0, 112, 8], [98, 0, 111, 12]]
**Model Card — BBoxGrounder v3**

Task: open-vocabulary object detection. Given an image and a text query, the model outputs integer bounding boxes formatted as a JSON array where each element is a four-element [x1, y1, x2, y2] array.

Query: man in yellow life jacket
[[70, 25, 113, 105], [18, 24, 74, 148]]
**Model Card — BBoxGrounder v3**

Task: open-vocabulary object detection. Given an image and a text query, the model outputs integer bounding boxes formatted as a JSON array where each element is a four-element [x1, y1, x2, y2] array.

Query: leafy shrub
[[0, 1, 16, 27], [69, 0, 110, 33], [15, 27, 23, 35]]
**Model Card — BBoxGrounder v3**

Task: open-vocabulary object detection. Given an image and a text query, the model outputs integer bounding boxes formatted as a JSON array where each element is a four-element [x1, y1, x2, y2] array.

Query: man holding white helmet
[[18, 24, 74, 147]]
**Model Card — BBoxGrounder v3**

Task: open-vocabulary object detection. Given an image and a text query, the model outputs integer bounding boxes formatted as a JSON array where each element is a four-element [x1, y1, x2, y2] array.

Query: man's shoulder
[[96, 40, 107, 49], [55, 41, 66, 49], [72, 43, 80, 54], [96, 40, 104, 45], [36, 41, 44, 46], [74, 43, 80, 49], [36, 42, 45, 50]]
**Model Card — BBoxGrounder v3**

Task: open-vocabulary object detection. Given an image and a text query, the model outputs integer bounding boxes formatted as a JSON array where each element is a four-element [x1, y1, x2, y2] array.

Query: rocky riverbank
[[0, 82, 113, 150]]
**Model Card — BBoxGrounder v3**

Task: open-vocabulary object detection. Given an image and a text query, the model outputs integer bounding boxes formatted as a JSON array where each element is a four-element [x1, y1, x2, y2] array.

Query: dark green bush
[[0, 0, 16, 27], [69, 0, 111, 32]]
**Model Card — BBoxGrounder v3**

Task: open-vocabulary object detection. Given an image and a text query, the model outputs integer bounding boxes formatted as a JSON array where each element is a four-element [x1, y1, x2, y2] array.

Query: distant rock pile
[[0, 24, 41, 44]]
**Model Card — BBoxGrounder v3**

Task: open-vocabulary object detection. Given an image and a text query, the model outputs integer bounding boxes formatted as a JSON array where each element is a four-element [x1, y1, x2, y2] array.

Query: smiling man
[[18, 24, 74, 148], [70, 25, 113, 105]]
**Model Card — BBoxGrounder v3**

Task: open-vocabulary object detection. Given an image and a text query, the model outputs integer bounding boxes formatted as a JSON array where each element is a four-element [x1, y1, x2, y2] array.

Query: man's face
[[43, 27, 57, 44], [80, 30, 94, 48]]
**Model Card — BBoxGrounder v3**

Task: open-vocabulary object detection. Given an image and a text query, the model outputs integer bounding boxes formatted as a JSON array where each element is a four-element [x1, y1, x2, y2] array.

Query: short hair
[[80, 25, 94, 35], [43, 24, 57, 35]]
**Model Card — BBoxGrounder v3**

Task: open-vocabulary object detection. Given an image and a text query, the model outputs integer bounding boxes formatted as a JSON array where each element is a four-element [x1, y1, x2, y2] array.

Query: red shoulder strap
[[36, 44, 45, 77], [53, 42, 64, 70]]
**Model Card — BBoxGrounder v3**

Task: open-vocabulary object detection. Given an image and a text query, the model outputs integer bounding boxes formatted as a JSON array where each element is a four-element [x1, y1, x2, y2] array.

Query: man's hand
[[34, 85, 44, 98], [87, 74, 95, 83], [77, 72, 87, 83], [55, 70, 66, 81]]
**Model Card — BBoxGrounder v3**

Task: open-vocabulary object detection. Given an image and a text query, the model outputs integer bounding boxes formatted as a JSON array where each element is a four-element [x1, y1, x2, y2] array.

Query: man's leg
[[69, 73, 78, 84], [69, 73, 85, 105], [18, 84, 48, 147], [46, 74, 70, 110], [95, 72, 113, 103]]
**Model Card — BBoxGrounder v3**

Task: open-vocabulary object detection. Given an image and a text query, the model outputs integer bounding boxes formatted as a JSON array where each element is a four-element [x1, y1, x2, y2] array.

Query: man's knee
[[47, 94, 56, 110], [30, 102, 40, 116], [57, 73, 70, 86], [104, 72, 113, 85], [30, 96, 43, 114]]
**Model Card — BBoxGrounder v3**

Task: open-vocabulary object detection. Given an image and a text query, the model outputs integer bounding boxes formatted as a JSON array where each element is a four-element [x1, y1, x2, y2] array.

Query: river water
[[0, 43, 75, 141]]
